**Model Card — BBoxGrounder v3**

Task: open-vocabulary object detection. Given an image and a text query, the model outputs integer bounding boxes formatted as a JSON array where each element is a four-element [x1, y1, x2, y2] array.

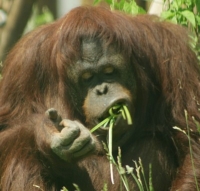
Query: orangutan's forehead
[[80, 39, 103, 62], [80, 38, 121, 62]]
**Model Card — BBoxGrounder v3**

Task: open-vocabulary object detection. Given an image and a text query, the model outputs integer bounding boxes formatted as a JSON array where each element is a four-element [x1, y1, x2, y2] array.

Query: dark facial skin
[[47, 38, 136, 162], [68, 38, 136, 144], [68, 39, 135, 120]]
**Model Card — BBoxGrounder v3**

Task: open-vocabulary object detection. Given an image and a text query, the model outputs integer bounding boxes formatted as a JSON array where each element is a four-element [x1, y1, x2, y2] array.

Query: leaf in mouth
[[90, 104, 132, 184], [90, 104, 132, 133]]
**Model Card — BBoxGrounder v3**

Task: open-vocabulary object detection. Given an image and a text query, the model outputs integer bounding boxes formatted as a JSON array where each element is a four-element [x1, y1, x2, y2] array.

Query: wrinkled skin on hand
[[45, 108, 98, 162]]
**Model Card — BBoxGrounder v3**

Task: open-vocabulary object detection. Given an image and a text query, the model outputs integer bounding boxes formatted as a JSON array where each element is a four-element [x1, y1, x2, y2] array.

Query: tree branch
[[0, 0, 36, 68]]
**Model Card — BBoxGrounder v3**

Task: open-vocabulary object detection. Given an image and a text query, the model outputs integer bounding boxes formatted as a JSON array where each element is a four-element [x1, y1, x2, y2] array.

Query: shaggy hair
[[0, 6, 200, 191]]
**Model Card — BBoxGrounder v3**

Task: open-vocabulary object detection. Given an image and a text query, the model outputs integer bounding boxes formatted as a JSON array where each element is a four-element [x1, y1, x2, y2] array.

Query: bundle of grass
[[90, 104, 132, 184]]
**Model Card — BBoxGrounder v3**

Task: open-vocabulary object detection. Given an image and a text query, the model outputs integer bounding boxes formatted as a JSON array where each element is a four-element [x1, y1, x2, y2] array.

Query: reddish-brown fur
[[0, 6, 200, 191]]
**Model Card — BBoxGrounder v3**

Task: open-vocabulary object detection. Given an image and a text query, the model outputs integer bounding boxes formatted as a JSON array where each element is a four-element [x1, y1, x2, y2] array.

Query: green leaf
[[35, 7, 54, 27], [137, 7, 146, 14], [171, 15, 178, 24], [90, 118, 110, 133], [175, 0, 183, 7], [161, 11, 176, 20], [122, 105, 132, 125], [90, 104, 132, 134], [122, 2, 132, 13], [118, 0, 126, 10], [94, 0, 101, 4], [197, 0, 200, 13], [180, 10, 196, 27], [184, 0, 192, 7], [171, 0, 179, 10], [196, 15, 200, 25]]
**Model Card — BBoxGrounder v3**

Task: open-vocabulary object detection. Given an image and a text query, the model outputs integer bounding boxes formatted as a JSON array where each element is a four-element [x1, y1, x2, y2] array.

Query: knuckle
[[60, 124, 80, 137], [50, 133, 61, 149], [50, 120, 95, 161]]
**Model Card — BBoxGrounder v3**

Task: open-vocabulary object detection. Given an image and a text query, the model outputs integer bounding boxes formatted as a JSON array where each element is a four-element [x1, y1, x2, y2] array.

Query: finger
[[69, 127, 93, 153], [45, 108, 62, 123], [60, 120, 81, 128], [45, 108, 58, 120]]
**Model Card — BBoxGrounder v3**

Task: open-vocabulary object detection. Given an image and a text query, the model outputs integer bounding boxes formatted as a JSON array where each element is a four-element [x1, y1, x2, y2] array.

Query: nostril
[[96, 84, 108, 95]]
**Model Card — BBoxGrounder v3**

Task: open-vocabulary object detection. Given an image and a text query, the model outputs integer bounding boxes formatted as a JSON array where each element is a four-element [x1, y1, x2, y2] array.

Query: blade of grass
[[108, 119, 114, 184], [122, 105, 132, 125], [90, 117, 111, 133], [90, 104, 133, 188], [184, 110, 199, 191]]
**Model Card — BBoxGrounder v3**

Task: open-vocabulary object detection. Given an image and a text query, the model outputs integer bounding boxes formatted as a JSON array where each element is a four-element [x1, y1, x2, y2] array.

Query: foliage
[[94, 0, 200, 60], [161, 0, 200, 60], [24, 6, 54, 34], [162, 0, 200, 32], [94, 0, 146, 14]]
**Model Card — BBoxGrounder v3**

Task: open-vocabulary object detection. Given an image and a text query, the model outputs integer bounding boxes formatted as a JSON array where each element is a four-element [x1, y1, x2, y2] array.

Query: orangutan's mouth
[[97, 101, 130, 131]]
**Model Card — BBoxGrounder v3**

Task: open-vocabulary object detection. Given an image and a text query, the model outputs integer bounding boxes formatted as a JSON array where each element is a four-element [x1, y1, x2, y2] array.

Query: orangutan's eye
[[103, 66, 114, 74], [81, 72, 93, 82]]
